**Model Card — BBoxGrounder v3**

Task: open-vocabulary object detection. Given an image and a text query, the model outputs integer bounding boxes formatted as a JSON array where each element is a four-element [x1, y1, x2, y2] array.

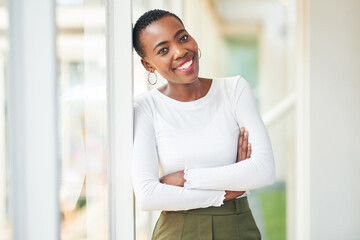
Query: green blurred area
[[260, 190, 286, 240], [224, 37, 259, 106]]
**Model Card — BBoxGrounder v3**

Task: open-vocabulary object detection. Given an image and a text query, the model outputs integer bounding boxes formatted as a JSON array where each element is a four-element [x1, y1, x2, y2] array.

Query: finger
[[238, 127, 245, 151], [246, 143, 251, 159], [241, 130, 248, 160], [237, 127, 245, 161]]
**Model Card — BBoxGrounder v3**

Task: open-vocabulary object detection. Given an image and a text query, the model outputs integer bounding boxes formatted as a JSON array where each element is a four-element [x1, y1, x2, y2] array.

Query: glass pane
[[0, 0, 11, 239], [56, 1, 109, 239]]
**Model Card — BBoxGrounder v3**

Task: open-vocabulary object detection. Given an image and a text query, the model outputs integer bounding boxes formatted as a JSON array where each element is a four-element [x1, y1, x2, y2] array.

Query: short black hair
[[133, 9, 184, 58]]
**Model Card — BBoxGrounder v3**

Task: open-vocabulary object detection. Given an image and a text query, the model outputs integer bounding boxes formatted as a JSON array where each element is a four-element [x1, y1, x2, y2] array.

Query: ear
[[141, 59, 155, 72]]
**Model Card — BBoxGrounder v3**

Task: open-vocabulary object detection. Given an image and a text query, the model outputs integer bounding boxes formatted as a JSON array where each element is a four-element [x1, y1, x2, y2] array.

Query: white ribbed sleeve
[[183, 77, 276, 191]]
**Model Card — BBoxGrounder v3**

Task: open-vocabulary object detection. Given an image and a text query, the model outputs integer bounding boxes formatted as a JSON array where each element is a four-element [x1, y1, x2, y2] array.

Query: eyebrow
[[152, 29, 186, 52]]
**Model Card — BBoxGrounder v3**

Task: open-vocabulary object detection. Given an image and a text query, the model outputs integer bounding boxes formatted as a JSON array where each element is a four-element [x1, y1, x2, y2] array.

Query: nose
[[173, 44, 187, 60]]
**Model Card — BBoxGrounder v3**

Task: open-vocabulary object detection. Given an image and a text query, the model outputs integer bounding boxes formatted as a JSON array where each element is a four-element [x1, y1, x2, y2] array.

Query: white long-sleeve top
[[133, 75, 275, 211]]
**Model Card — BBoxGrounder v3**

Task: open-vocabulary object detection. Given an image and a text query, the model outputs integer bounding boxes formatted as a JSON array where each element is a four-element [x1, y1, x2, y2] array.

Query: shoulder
[[134, 89, 159, 108], [134, 90, 156, 119], [217, 75, 251, 99], [134, 90, 152, 107], [220, 75, 248, 88]]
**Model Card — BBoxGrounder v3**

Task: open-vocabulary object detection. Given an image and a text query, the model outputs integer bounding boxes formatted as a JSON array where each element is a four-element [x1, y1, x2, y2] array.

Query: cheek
[[193, 41, 198, 49], [189, 35, 198, 48], [152, 57, 173, 72]]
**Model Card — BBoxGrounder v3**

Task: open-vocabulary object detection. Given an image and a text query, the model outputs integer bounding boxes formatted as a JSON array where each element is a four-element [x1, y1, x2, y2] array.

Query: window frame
[[106, 0, 135, 239], [9, 0, 59, 239]]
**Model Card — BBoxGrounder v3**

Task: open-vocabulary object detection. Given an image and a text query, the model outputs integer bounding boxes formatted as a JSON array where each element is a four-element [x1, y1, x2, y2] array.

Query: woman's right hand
[[225, 127, 252, 201], [224, 190, 246, 201], [159, 170, 186, 187]]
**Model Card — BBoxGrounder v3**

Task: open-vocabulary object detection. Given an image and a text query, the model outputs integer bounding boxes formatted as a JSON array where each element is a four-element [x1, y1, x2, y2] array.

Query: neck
[[160, 78, 211, 102]]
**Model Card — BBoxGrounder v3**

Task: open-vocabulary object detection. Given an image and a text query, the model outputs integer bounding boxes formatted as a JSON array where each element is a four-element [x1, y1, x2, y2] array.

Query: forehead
[[140, 16, 184, 44]]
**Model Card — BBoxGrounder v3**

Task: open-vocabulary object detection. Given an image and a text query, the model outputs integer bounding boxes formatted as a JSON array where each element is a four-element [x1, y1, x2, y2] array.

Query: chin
[[181, 72, 199, 84]]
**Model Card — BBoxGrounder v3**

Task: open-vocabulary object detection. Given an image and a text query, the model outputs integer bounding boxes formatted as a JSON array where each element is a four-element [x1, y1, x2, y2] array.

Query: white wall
[[0, 47, 7, 234], [309, 0, 360, 239]]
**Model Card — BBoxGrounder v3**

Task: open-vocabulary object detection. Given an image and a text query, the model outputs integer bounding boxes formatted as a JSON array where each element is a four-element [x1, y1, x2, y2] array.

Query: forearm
[[183, 157, 275, 191], [159, 171, 246, 201], [133, 178, 225, 211], [160, 163, 275, 193]]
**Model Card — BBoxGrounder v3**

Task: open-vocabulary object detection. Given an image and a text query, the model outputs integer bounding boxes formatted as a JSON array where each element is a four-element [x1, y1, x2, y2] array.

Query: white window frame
[[8, 0, 59, 239], [107, 0, 135, 239], [292, 0, 310, 239]]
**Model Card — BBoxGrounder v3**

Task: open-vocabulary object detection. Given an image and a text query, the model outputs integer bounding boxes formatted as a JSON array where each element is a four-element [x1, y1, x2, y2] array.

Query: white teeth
[[177, 59, 193, 70]]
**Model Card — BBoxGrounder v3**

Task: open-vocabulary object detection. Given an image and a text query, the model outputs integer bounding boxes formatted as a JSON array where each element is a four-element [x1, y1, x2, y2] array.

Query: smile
[[175, 56, 196, 73], [177, 59, 193, 70]]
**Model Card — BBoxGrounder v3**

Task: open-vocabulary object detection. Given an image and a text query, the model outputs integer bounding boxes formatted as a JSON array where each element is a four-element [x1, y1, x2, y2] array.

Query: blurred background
[[1, 0, 360, 240]]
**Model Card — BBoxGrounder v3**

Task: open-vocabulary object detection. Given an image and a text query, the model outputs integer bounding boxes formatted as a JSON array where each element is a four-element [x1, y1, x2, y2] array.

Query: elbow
[[134, 190, 158, 211], [260, 154, 276, 187], [253, 172, 275, 189], [264, 170, 276, 186], [260, 164, 276, 187], [133, 183, 159, 211], [250, 159, 276, 189], [135, 197, 153, 211]]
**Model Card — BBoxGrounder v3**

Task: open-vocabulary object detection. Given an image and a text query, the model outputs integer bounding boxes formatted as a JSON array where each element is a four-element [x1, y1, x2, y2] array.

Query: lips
[[174, 56, 195, 72], [177, 59, 193, 70]]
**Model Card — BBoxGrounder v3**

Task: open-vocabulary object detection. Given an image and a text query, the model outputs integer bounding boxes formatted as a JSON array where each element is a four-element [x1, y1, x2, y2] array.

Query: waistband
[[168, 196, 250, 216]]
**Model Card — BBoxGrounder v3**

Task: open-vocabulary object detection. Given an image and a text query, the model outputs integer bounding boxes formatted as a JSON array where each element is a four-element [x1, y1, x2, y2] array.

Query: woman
[[132, 9, 275, 240]]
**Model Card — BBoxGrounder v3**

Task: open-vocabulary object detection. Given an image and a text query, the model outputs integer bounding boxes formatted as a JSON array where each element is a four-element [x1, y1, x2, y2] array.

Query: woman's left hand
[[237, 127, 251, 162], [160, 170, 186, 187]]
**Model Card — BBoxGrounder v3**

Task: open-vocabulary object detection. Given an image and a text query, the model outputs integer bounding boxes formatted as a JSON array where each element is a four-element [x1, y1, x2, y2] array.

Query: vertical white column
[[8, 0, 59, 240], [107, 0, 135, 239], [293, 0, 310, 240], [0, 52, 6, 230], [308, 0, 360, 239]]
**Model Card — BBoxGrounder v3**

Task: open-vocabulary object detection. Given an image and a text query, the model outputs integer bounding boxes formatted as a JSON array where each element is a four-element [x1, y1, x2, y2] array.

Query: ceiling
[[212, 0, 287, 23], [209, 0, 291, 37]]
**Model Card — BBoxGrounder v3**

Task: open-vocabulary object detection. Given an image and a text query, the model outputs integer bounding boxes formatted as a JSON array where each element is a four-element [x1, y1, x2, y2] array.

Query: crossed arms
[[132, 77, 276, 211]]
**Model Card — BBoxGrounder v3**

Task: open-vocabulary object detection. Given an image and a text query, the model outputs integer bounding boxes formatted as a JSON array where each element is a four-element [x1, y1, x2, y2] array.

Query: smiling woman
[[132, 9, 275, 240], [136, 15, 200, 88]]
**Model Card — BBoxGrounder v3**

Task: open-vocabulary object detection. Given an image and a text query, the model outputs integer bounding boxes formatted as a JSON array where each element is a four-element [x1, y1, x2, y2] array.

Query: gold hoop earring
[[147, 71, 157, 85], [198, 48, 202, 59]]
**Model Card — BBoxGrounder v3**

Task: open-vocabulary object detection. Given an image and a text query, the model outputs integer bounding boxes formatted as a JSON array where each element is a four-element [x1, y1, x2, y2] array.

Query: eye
[[158, 48, 168, 55], [180, 34, 189, 42]]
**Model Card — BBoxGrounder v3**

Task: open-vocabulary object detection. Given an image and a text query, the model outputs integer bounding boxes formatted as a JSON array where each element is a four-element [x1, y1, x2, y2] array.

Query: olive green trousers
[[151, 197, 261, 240]]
